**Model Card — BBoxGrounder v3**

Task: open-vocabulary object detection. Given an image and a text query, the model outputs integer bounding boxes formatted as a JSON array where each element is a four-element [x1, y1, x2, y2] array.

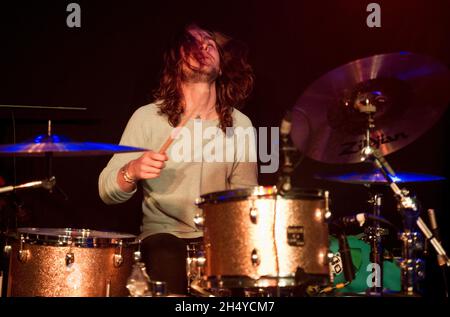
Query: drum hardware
[[277, 110, 302, 195], [3, 244, 12, 256], [105, 279, 111, 297], [358, 99, 425, 296], [356, 98, 450, 295], [65, 252, 75, 267], [126, 261, 151, 297], [113, 241, 124, 268], [427, 209, 449, 298], [294, 52, 450, 296], [193, 213, 204, 229], [186, 241, 207, 296], [133, 240, 142, 262], [416, 218, 450, 266], [150, 280, 168, 297], [249, 205, 258, 224], [64, 237, 75, 267], [195, 186, 330, 290], [18, 234, 29, 263], [364, 193, 388, 293], [7, 228, 136, 297], [251, 249, 261, 266]]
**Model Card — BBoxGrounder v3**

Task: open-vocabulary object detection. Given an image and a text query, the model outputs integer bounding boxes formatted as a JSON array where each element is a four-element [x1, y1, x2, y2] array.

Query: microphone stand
[[427, 209, 449, 298], [276, 134, 297, 194], [0, 177, 56, 194]]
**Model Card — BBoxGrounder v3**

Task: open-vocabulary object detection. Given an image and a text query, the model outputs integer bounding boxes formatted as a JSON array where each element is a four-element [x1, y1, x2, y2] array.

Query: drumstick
[[158, 105, 201, 154]]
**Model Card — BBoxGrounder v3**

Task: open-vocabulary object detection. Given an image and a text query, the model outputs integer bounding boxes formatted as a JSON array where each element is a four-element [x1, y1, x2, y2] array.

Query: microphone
[[0, 176, 56, 194], [340, 213, 367, 227], [428, 209, 440, 239], [338, 213, 395, 229], [277, 110, 295, 193], [428, 209, 449, 297], [280, 110, 292, 139], [417, 217, 450, 266], [428, 209, 447, 267], [338, 233, 355, 283]]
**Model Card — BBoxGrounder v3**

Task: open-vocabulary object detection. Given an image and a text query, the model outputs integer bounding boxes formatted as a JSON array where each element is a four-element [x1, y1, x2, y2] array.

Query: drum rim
[[9, 227, 137, 247], [196, 186, 325, 205]]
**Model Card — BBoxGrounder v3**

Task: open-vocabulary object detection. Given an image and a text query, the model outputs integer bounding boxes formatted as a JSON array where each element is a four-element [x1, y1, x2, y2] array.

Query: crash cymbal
[[0, 134, 147, 156], [315, 170, 445, 185], [291, 52, 450, 163]]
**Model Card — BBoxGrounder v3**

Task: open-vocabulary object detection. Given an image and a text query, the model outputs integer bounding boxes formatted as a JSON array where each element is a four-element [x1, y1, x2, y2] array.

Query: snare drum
[[7, 228, 136, 297], [196, 186, 330, 288]]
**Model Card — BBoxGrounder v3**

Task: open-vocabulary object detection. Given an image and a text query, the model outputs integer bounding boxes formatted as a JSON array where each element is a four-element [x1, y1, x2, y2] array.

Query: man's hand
[[127, 151, 168, 180]]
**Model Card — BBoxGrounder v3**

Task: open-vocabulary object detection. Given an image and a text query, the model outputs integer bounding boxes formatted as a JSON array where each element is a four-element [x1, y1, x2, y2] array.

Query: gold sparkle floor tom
[[6, 227, 136, 297]]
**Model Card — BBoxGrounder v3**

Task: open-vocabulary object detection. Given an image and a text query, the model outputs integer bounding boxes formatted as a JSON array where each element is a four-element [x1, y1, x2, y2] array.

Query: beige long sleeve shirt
[[98, 103, 258, 239]]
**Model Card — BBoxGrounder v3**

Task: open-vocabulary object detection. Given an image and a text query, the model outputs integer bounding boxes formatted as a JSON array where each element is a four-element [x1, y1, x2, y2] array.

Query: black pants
[[140, 233, 202, 295]]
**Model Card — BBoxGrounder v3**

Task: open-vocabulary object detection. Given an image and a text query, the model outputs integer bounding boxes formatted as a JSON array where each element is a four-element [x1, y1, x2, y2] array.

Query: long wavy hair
[[153, 23, 254, 131]]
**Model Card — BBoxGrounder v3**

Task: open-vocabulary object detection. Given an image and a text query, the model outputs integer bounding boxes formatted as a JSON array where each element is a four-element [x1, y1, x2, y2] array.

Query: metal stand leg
[[365, 193, 386, 294]]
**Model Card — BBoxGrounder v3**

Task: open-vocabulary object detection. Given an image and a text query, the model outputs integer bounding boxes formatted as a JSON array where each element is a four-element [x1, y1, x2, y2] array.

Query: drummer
[[98, 23, 258, 295]]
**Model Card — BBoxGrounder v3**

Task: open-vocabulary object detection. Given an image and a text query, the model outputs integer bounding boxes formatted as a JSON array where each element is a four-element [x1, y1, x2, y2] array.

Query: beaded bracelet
[[121, 164, 136, 184]]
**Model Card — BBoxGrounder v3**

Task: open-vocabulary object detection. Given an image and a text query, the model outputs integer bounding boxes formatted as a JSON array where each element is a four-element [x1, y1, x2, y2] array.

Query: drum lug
[[133, 251, 142, 263], [195, 197, 205, 206], [324, 190, 332, 219], [249, 207, 258, 224], [113, 241, 124, 268], [3, 244, 12, 256], [65, 252, 75, 267], [18, 235, 29, 263], [194, 213, 204, 229], [18, 250, 29, 263], [251, 249, 260, 266]]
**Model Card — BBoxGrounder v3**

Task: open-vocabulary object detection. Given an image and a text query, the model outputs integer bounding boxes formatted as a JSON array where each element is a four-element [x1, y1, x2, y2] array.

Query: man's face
[[181, 27, 221, 83]]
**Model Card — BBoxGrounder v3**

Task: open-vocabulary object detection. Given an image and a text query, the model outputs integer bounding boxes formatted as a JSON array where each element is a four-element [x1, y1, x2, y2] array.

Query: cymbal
[[315, 170, 445, 185], [291, 52, 450, 163], [0, 134, 147, 156]]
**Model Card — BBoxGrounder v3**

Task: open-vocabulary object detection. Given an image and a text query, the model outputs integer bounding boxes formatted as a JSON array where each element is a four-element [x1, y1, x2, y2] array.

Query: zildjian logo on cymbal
[[339, 132, 408, 156]]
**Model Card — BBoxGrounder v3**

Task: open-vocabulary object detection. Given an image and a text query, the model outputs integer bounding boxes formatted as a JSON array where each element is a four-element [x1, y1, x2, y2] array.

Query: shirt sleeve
[[98, 107, 151, 204], [228, 115, 259, 189]]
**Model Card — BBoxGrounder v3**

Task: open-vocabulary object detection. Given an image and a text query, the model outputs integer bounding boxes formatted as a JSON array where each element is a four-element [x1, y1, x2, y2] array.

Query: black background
[[0, 0, 449, 298]]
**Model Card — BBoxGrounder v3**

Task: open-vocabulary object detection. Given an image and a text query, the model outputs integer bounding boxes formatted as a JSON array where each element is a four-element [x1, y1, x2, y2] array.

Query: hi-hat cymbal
[[291, 52, 450, 164], [0, 134, 147, 156], [315, 170, 445, 185]]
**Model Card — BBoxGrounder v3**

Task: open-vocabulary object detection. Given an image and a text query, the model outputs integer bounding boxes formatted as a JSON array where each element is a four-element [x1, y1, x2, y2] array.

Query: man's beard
[[181, 65, 219, 83]]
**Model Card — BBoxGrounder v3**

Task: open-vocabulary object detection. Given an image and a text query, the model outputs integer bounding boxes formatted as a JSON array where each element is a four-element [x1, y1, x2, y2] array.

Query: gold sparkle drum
[[7, 228, 136, 297], [196, 186, 330, 288]]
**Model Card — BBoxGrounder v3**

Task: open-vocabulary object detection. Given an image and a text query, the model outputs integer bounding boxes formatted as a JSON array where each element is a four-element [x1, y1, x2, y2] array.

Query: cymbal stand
[[364, 190, 387, 294], [357, 100, 387, 294], [359, 99, 426, 296], [360, 101, 450, 297]]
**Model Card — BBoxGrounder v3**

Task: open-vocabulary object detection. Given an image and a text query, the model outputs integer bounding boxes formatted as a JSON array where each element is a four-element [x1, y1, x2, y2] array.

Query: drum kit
[[0, 52, 449, 297]]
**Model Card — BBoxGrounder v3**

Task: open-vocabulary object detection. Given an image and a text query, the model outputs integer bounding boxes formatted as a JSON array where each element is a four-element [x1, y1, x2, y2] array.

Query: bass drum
[[329, 234, 401, 293], [7, 228, 137, 297]]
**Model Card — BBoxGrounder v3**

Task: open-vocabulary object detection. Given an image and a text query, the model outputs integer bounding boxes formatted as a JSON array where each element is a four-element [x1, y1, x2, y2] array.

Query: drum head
[[14, 227, 137, 247], [197, 186, 325, 205]]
